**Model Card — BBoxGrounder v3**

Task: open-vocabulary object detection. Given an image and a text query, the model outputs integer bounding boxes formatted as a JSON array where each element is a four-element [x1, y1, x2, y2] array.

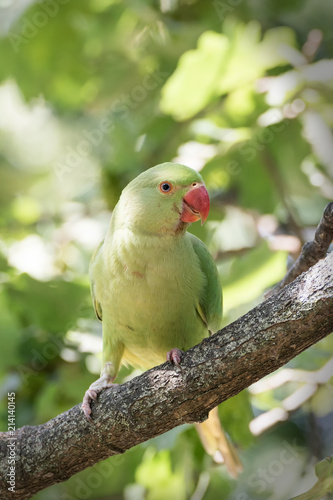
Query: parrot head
[[118, 163, 210, 235]]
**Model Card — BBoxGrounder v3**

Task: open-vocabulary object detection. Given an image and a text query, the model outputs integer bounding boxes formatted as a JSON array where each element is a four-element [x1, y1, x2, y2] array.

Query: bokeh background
[[0, 1, 333, 499]]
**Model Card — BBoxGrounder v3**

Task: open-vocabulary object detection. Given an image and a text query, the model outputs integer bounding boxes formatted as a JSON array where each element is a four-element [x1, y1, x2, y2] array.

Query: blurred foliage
[[291, 456, 333, 500], [0, 0, 332, 499]]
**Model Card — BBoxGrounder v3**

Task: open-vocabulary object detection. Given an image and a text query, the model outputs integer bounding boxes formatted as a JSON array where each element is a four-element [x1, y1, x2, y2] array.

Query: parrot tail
[[195, 407, 243, 478]]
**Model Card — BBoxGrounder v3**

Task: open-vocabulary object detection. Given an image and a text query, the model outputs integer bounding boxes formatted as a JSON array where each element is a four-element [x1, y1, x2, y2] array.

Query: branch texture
[[266, 201, 333, 297], [0, 252, 332, 499]]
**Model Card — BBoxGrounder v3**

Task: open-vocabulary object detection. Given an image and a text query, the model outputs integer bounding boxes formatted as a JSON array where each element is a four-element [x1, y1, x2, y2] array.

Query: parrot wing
[[90, 240, 104, 322], [189, 234, 242, 477], [189, 233, 222, 334]]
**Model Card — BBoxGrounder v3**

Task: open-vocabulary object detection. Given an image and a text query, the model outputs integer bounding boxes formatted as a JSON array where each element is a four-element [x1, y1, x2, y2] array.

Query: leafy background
[[0, 0, 333, 499]]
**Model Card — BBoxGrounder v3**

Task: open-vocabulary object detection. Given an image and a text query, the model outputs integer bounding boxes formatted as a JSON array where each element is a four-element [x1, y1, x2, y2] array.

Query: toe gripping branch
[[166, 348, 184, 367]]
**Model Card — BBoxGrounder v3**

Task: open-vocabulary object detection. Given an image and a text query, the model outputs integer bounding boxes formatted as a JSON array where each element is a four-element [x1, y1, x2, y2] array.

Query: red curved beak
[[180, 184, 210, 225]]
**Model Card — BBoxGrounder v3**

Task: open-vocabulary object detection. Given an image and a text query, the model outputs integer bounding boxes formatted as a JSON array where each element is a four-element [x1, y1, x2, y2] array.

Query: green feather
[[188, 233, 222, 334], [86, 163, 241, 476], [89, 162, 222, 373]]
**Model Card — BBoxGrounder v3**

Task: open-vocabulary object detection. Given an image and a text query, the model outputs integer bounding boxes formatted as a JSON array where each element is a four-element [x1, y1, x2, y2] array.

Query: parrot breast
[[95, 226, 208, 370]]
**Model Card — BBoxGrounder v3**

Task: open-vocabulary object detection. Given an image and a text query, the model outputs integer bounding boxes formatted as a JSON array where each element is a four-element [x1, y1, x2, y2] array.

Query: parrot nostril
[[192, 182, 197, 187]]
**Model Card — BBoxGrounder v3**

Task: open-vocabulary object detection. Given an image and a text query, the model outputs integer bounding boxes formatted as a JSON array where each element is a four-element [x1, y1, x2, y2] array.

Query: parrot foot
[[166, 348, 184, 367], [82, 366, 118, 422]]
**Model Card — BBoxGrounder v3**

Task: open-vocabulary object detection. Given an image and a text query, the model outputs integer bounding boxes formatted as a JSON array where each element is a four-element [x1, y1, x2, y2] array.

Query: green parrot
[[82, 162, 242, 477]]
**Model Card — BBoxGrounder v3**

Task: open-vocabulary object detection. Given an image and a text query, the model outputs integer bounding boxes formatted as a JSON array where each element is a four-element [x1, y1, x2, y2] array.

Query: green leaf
[[217, 22, 295, 95], [290, 456, 333, 500], [218, 243, 287, 314], [135, 448, 187, 500], [6, 274, 90, 334], [0, 290, 22, 371], [219, 391, 254, 447], [160, 31, 229, 121], [160, 22, 296, 121]]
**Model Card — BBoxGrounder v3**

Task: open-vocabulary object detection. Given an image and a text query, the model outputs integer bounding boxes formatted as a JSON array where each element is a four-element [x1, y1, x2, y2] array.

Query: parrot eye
[[159, 182, 173, 193]]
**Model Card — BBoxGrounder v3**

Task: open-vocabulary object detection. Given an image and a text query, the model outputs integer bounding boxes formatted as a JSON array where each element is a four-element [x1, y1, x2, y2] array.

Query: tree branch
[[0, 251, 332, 499], [266, 201, 333, 297]]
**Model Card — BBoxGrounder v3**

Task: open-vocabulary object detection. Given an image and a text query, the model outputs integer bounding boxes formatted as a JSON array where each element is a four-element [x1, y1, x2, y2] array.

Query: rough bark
[[0, 253, 333, 500], [0, 252, 332, 499], [266, 201, 333, 297]]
